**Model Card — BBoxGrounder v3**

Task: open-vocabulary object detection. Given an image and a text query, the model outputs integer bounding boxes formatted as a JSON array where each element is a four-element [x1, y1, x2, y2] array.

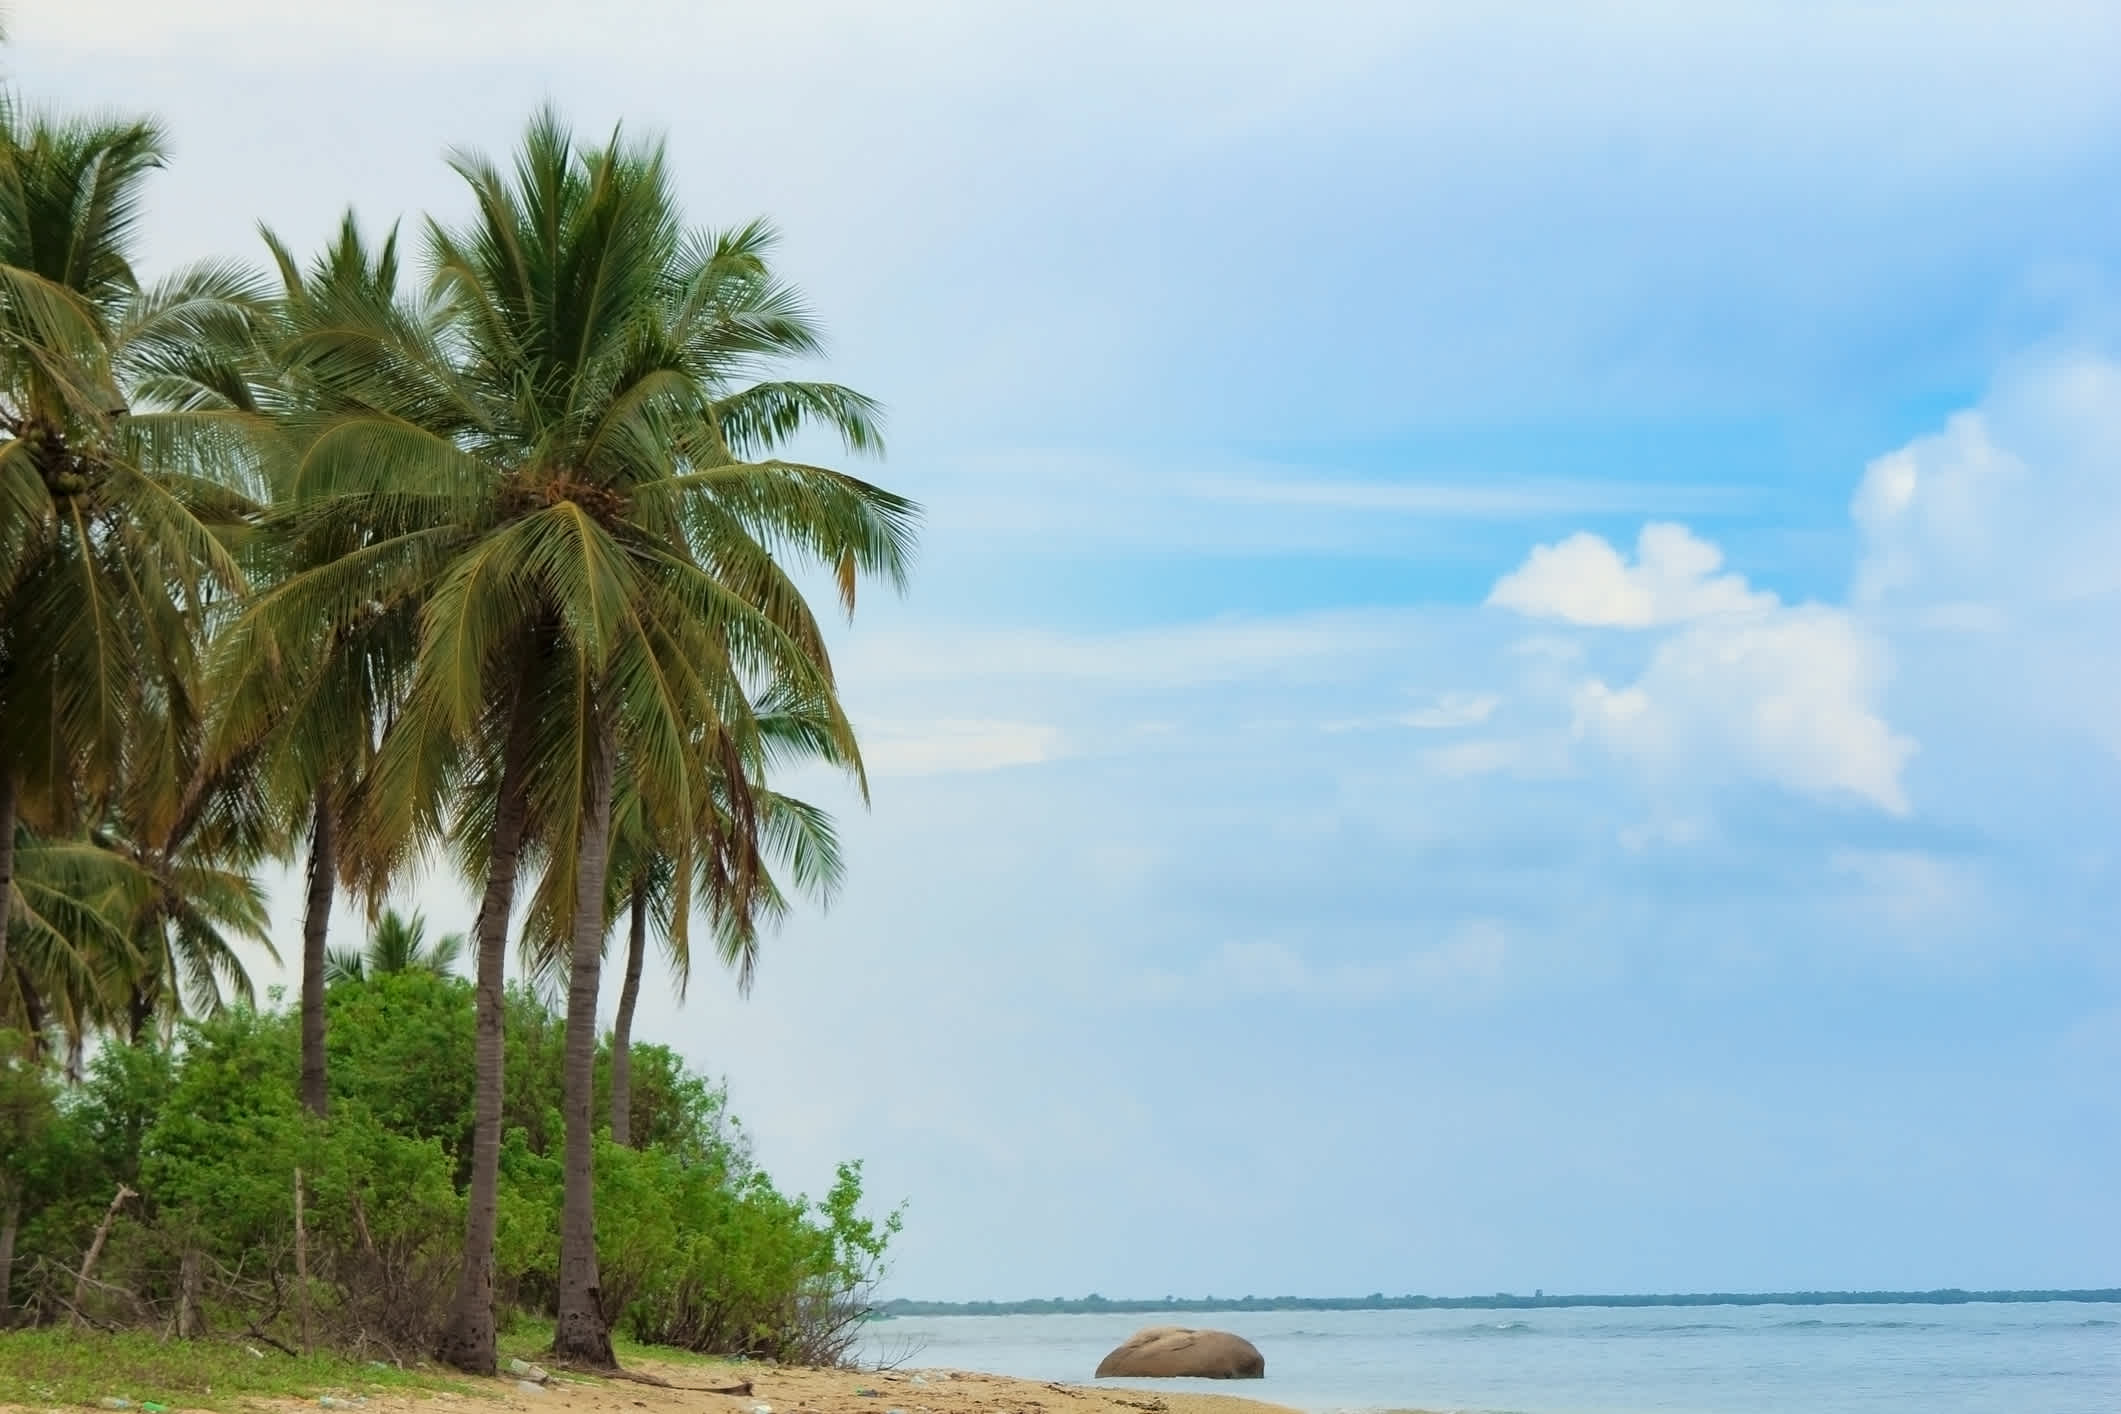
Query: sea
[[856, 1303, 2120, 1414]]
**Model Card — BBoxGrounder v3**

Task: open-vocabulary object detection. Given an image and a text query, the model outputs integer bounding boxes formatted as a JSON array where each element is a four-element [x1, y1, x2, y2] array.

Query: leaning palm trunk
[[438, 698, 536, 1375], [298, 791, 334, 1117], [553, 713, 619, 1365], [608, 883, 648, 1148]]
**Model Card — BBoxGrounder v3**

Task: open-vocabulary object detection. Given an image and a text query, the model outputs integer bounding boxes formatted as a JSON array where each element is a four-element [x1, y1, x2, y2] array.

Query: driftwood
[[550, 1364, 752, 1395]]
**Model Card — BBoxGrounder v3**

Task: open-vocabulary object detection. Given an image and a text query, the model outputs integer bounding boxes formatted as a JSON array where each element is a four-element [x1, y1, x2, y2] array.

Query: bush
[[0, 985, 896, 1364]]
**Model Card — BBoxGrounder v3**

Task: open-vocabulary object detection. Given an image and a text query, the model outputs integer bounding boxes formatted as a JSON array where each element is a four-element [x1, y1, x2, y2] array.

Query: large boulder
[[1094, 1326, 1266, 1380]]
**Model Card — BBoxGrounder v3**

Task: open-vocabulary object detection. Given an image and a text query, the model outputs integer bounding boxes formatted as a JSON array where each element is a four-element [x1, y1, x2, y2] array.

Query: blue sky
[[22, 1, 2121, 1299]]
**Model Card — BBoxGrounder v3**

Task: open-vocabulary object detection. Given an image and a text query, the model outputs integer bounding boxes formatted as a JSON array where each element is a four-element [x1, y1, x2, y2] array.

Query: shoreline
[[234, 1361, 1316, 1414]]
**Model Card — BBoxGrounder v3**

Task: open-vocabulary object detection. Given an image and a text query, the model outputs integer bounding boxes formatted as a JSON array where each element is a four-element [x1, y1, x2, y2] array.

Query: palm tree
[[590, 686, 855, 1147], [205, 213, 425, 1117], [0, 102, 265, 982], [324, 906, 464, 985], [288, 108, 915, 1372]]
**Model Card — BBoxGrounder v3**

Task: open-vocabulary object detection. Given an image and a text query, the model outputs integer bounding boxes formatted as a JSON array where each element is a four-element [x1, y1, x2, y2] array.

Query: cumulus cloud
[[1490, 524, 1914, 814], [1487, 523, 1777, 627], [1572, 609, 1914, 814], [1854, 356, 2121, 614]]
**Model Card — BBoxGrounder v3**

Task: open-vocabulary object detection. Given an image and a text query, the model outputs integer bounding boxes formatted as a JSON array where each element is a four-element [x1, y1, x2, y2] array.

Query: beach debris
[[316, 1398, 366, 1410], [95, 1399, 133, 1410], [909, 1375, 930, 1387], [506, 1360, 552, 1385], [752, 1405, 773, 1414], [140, 1404, 170, 1414], [514, 1382, 546, 1398], [854, 1390, 881, 1399], [244, 1347, 266, 1360]]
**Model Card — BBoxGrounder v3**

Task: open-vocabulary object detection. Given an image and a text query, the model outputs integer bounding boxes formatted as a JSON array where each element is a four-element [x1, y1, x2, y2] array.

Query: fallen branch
[[70, 1185, 136, 1328], [549, 1364, 751, 1395]]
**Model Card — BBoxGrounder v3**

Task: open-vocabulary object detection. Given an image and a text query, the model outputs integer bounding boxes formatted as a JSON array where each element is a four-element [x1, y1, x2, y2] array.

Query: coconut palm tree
[[581, 684, 855, 1147], [284, 108, 915, 1372], [204, 212, 426, 1116], [0, 102, 265, 980], [324, 906, 464, 985]]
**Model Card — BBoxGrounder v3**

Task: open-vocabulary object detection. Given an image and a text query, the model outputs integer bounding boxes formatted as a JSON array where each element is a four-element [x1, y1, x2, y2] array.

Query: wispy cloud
[[1136, 923, 1511, 1006], [1190, 476, 1759, 518], [859, 719, 1064, 777]]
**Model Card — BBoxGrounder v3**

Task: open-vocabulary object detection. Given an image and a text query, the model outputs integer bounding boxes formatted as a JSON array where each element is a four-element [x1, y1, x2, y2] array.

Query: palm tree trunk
[[608, 883, 647, 1149], [552, 714, 618, 1367], [0, 771, 16, 981], [127, 985, 154, 1047], [437, 694, 536, 1376], [0, 1190, 18, 1329], [298, 791, 334, 1118], [16, 969, 47, 1057]]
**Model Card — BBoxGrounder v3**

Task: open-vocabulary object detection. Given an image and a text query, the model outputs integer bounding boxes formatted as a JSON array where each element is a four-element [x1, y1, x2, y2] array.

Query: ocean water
[[856, 1303, 2120, 1414]]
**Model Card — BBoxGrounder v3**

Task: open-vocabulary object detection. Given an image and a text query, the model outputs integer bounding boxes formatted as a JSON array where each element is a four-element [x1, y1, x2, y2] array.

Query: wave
[[1448, 1320, 1535, 1336], [1771, 1318, 1941, 1331], [2082, 1318, 2118, 1328]]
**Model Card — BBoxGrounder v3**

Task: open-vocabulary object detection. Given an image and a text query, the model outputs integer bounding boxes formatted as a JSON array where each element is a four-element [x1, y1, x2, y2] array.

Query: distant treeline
[[873, 1288, 2121, 1318]]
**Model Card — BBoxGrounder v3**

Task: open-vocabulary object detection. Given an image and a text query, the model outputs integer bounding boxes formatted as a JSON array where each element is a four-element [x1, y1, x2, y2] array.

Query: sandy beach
[[234, 1362, 1309, 1414]]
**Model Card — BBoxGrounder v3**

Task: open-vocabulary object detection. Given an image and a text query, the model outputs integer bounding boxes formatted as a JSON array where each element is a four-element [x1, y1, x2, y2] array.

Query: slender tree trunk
[[0, 771, 17, 981], [127, 985, 153, 1047], [437, 693, 537, 1376], [608, 883, 647, 1149], [552, 714, 618, 1367], [298, 791, 334, 1118], [0, 1190, 19, 1329], [175, 1243, 204, 1338], [15, 966, 47, 1057]]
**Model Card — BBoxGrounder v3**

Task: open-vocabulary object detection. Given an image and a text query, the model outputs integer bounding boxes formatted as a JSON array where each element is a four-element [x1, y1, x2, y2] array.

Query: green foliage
[[0, 984, 894, 1361]]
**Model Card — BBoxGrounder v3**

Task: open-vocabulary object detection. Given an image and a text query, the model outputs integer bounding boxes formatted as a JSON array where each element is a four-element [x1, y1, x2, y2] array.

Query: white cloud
[[1828, 850, 1992, 951], [1854, 355, 2121, 613], [1488, 523, 1777, 627], [1488, 522, 1915, 814], [1189, 475, 1753, 518], [1323, 691, 1500, 732], [1401, 692, 1502, 728], [1140, 922, 1510, 1006], [1420, 736, 1570, 780], [842, 611, 1425, 688], [1572, 607, 1913, 815], [860, 720, 1062, 776]]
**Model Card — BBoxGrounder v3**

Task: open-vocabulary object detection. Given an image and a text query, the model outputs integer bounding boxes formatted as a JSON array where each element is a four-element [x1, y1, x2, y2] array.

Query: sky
[[16, 1, 2121, 1300]]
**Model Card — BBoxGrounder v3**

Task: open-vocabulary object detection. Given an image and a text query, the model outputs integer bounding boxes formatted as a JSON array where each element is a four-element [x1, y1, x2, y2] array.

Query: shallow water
[[857, 1302, 2120, 1413]]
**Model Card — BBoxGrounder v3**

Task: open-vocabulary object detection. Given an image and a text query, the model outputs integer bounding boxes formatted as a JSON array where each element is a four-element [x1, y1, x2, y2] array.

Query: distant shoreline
[[874, 1287, 2121, 1318]]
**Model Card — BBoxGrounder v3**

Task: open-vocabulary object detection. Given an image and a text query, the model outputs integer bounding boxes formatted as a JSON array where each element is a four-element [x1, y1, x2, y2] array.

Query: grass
[[0, 1328, 477, 1412], [494, 1319, 746, 1376], [0, 1322, 750, 1413]]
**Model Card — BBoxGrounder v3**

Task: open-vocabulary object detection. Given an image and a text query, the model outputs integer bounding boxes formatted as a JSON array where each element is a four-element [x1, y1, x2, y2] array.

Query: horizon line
[[873, 1286, 2121, 1315]]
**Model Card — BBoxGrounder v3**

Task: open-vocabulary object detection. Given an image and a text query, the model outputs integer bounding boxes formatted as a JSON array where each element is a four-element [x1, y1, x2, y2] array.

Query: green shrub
[[0, 984, 895, 1365]]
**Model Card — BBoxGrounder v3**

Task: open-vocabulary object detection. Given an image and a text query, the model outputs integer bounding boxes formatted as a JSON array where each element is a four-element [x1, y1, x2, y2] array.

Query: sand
[[254, 1361, 1305, 1414]]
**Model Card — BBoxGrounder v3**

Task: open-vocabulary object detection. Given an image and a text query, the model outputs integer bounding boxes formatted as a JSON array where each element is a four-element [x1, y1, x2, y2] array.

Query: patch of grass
[[495, 1319, 746, 1376], [0, 1328, 477, 1412]]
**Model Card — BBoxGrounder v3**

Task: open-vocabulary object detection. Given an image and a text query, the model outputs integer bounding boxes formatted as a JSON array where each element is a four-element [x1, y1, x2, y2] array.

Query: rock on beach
[[1094, 1327, 1266, 1380]]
